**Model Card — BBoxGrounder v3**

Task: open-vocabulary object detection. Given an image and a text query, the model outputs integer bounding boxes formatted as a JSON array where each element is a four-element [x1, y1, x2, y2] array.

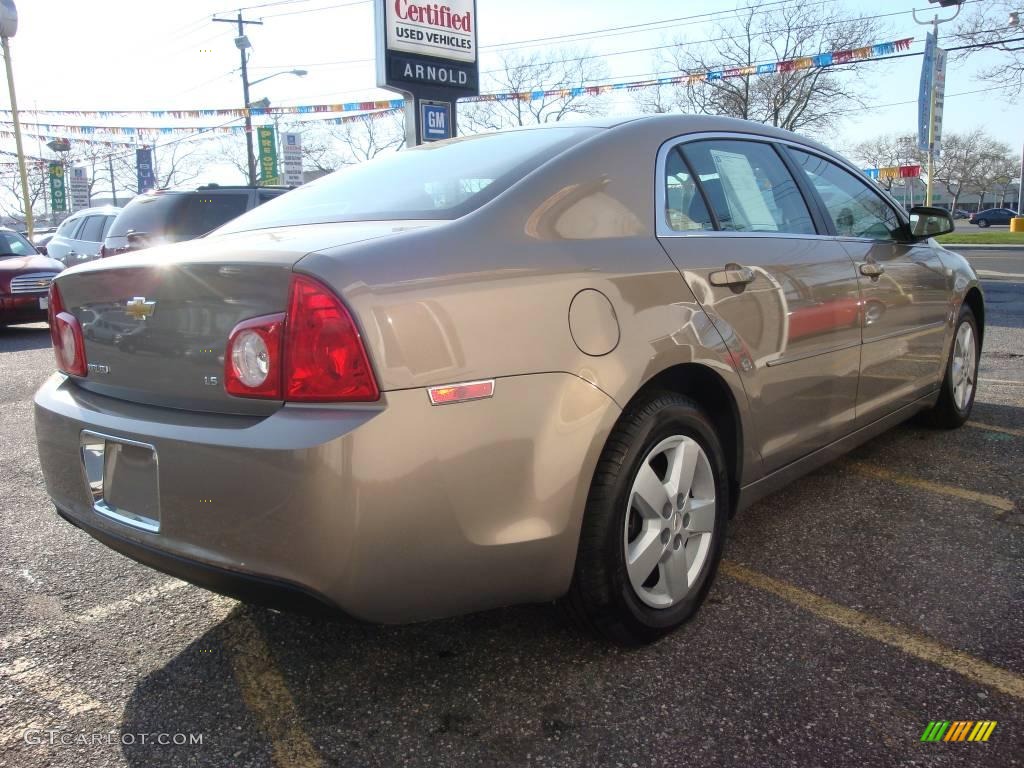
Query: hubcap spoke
[[666, 439, 699, 499], [685, 497, 716, 534], [631, 463, 670, 520], [626, 526, 664, 591], [660, 546, 690, 600]]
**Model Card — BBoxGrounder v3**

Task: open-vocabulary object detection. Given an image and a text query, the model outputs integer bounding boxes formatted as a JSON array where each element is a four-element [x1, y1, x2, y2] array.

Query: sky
[[0, 0, 1020, 194]]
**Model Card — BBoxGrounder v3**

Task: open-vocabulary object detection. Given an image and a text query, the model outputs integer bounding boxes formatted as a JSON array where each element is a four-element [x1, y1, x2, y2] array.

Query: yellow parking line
[[721, 561, 1024, 701], [848, 462, 1015, 513], [966, 421, 1024, 438], [222, 612, 323, 768]]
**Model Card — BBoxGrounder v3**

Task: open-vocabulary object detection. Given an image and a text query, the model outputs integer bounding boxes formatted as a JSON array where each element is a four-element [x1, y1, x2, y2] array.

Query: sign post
[[69, 166, 90, 211], [257, 125, 279, 184], [48, 162, 66, 213], [374, 0, 479, 146], [282, 132, 303, 186], [136, 148, 156, 193]]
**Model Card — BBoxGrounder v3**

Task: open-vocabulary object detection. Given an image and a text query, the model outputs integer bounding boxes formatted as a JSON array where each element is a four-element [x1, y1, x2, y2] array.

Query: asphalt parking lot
[[1, 277, 1022, 768]]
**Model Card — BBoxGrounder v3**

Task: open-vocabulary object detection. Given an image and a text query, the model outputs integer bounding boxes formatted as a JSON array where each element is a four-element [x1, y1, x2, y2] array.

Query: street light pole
[[213, 13, 264, 187], [0, 2, 33, 240]]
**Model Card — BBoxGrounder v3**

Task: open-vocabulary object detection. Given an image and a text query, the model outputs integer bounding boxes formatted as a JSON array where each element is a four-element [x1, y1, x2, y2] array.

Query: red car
[[0, 228, 64, 327]]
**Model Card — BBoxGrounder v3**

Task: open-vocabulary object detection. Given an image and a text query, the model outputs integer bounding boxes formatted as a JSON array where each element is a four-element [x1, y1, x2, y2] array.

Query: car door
[[47, 216, 83, 262], [74, 215, 107, 257], [656, 136, 862, 473], [786, 148, 951, 425]]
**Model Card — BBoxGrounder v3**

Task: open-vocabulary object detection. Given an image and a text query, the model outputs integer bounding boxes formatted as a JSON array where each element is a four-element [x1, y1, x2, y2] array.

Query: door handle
[[860, 262, 885, 278], [709, 266, 755, 287]]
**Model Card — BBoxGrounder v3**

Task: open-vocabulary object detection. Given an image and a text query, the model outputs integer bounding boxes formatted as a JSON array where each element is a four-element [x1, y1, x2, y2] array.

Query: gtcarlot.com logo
[[920, 720, 997, 742]]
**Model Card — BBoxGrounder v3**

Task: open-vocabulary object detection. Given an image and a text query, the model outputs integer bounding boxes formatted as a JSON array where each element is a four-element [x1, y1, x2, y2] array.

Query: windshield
[[216, 127, 597, 233], [0, 230, 37, 258]]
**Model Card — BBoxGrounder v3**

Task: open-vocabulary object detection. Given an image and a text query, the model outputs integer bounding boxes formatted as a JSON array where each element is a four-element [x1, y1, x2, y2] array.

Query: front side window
[[664, 148, 713, 231], [789, 149, 902, 240], [681, 139, 815, 235]]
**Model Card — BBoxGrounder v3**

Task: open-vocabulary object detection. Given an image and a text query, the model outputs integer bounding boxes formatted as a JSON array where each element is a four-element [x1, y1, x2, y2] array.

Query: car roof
[[63, 206, 122, 218], [492, 113, 838, 157]]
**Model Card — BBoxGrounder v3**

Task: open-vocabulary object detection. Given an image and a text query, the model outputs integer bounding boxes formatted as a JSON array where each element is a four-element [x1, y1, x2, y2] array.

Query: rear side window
[[172, 194, 250, 239], [108, 195, 186, 239], [788, 149, 901, 240], [664, 148, 713, 232], [77, 215, 106, 243], [681, 139, 815, 235]]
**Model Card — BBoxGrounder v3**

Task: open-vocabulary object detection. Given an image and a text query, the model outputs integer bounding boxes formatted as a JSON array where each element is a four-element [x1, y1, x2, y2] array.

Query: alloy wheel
[[623, 435, 716, 609]]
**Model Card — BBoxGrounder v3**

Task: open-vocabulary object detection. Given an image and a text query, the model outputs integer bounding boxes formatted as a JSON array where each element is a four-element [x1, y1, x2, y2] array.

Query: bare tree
[[325, 111, 406, 165], [0, 164, 48, 224], [639, 4, 886, 135], [460, 48, 609, 132], [923, 129, 1013, 211], [953, 0, 1024, 94], [851, 134, 918, 190]]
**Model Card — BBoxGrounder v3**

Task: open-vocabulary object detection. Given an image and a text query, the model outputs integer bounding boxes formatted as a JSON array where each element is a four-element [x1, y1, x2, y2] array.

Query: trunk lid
[[57, 221, 425, 415]]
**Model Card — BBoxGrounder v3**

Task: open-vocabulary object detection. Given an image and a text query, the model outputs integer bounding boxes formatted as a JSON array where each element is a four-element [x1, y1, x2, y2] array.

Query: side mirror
[[908, 206, 955, 240]]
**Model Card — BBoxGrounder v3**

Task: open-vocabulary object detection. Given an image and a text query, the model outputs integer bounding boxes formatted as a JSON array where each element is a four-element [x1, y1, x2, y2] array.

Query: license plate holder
[[80, 432, 160, 533]]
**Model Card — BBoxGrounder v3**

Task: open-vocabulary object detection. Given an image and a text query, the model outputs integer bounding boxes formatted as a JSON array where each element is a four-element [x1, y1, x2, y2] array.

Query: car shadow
[[119, 601, 628, 767], [0, 324, 51, 353]]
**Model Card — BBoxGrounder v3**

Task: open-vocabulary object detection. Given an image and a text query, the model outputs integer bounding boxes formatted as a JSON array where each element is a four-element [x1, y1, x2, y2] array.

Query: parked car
[[952, 208, 970, 220], [35, 116, 983, 645], [32, 231, 57, 254], [969, 208, 1018, 227], [101, 184, 290, 257], [45, 207, 121, 266], [0, 228, 63, 327]]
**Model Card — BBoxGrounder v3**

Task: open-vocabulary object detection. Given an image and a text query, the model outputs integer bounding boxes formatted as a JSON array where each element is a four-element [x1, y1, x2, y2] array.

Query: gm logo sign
[[420, 101, 451, 142]]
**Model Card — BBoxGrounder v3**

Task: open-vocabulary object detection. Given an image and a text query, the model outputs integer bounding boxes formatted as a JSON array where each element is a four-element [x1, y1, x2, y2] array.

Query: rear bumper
[[34, 372, 619, 623], [1, 294, 48, 324]]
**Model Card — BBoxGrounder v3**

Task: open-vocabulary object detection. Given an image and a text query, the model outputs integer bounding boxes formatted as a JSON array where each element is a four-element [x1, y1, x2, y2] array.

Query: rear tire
[[923, 304, 979, 429], [562, 391, 729, 646]]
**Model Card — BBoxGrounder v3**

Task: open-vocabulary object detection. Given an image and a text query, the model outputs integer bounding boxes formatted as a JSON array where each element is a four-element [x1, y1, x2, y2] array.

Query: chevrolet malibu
[[35, 116, 983, 645]]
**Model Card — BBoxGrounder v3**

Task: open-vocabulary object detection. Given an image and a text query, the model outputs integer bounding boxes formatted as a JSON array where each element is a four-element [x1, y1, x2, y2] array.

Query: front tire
[[976, 219, 989, 228], [563, 391, 729, 646], [924, 304, 979, 429]]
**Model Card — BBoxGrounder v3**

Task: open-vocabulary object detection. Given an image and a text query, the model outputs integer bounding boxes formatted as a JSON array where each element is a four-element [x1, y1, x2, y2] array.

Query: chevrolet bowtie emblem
[[125, 296, 156, 320]]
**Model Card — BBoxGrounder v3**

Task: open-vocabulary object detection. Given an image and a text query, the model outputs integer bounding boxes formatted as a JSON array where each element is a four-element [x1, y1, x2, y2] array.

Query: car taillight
[[223, 275, 378, 402], [48, 282, 87, 377], [284, 274, 379, 402], [224, 313, 284, 398]]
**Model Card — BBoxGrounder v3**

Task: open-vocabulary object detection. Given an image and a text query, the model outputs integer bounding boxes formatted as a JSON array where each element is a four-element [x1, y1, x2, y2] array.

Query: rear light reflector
[[224, 313, 284, 398], [48, 282, 87, 376], [284, 274, 379, 402], [427, 380, 495, 405]]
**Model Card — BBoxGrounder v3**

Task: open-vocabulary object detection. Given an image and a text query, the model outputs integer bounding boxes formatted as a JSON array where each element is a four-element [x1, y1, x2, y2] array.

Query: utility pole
[[108, 155, 117, 206], [213, 12, 263, 187]]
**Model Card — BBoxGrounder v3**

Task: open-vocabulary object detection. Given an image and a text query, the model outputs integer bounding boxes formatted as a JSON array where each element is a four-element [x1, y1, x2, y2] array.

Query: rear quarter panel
[[296, 121, 760, 486]]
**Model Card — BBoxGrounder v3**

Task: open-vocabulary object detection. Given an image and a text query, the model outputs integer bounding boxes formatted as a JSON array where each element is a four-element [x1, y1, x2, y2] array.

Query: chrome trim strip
[[654, 130, 908, 239], [765, 340, 861, 367], [863, 320, 946, 344], [9, 272, 55, 294]]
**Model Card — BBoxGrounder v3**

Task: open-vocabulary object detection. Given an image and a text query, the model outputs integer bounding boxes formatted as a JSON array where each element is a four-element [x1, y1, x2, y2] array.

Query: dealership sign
[[375, 0, 479, 144], [69, 166, 90, 211], [282, 132, 303, 186]]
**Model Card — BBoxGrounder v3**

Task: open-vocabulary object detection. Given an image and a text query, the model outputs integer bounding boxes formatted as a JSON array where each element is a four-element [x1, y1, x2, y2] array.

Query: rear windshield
[[108, 193, 251, 242], [216, 127, 598, 233]]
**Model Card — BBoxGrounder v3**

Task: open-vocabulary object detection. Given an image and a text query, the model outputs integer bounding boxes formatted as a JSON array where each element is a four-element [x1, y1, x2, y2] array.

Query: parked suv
[[102, 185, 289, 257], [45, 207, 121, 266]]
